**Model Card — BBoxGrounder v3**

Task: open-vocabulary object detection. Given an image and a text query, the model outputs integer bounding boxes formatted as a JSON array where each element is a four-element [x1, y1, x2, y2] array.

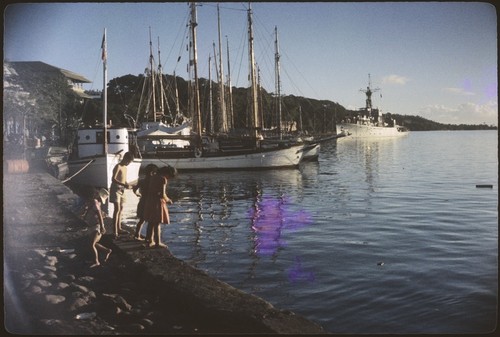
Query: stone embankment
[[3, 169, 325, 334]]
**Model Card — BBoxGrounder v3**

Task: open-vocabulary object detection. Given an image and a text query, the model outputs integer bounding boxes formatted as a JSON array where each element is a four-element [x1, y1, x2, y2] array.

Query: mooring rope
[[61, 159, 95, 183]]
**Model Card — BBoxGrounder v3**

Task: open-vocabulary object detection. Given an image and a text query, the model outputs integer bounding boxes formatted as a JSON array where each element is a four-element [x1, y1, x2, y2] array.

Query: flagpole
[[102, 28, 108, 154]]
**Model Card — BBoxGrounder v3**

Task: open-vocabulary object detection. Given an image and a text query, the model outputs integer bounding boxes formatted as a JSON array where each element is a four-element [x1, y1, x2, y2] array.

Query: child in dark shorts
[[110, 152, 135, 239]]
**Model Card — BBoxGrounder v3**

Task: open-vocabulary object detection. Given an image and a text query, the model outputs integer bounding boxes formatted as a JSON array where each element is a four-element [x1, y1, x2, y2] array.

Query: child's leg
[[148, 222, 158, 247], [113, 201, 121, 237], [154, 224, 166, 248], [117, 201, 123, 231], [134, 219, 145, 239], [95, 243, 112, 262], [90, 232, 101, 268], [146, 222, 154, 245]]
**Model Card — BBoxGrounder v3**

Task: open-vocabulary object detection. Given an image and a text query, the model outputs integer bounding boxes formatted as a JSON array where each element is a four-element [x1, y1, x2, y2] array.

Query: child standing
[[132, 164, 158, 241], [81, 187, 112, 268], [144, 165, 178, 248], [110, 151, 135, 239]]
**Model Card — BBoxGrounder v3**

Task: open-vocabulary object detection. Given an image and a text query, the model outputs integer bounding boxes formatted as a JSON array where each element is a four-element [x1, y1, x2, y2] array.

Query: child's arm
[[133, 180, 141, 196], [162, 183, 173, 204], [97, 203, 106, 234]]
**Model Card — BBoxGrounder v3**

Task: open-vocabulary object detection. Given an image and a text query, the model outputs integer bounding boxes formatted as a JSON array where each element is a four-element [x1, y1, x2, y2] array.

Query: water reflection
[[121, 167, 318, 285], [334, 137, 402, 213], [249, 193, 313, 257]]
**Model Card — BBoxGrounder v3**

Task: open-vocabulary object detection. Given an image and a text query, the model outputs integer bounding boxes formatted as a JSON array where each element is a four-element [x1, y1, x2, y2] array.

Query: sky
[[4, 2, 498, 126]]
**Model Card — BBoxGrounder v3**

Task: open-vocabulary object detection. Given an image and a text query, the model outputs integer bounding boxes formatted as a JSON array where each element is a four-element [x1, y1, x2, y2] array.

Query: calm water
[[121, 130, 498, 333]]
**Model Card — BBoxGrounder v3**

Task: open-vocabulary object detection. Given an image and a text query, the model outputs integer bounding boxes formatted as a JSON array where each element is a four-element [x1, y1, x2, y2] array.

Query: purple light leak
[[248, 194, 317, 284], [248, 195, 313, 257], [485, 80, 498, 101], [287, 257, 316, 283]]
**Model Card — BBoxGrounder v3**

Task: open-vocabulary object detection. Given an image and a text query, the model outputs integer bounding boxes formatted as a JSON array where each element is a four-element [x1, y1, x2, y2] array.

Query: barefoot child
[[110, 151, 135, 239], [81, 187, 112, 268], [132, 164, 158, 241], [144, 165, 178, 248]]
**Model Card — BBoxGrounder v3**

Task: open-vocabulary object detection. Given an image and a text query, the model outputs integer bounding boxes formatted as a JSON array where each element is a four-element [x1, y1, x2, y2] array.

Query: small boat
[[337, 74, 409, 138], [67, 29, 141, 189], [67, 128, 141, 188], [45, 146, 69, 180]]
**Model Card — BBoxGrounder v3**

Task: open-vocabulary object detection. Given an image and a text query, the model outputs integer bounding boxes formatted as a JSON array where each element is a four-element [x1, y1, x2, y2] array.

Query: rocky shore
[[3, 169, 325, 334]]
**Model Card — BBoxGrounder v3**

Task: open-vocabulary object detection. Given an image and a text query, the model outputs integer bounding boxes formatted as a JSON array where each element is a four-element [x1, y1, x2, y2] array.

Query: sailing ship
[[67, 29, 141, 189], [336, 74, 408, 138], [136, 3, 305, 171], [260, 26, 321, 161]]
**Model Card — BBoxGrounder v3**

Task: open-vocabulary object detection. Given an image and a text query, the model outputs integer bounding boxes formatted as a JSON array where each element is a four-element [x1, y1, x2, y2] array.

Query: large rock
[[45, 294, 66, 304], [68, 297, 89, 311]]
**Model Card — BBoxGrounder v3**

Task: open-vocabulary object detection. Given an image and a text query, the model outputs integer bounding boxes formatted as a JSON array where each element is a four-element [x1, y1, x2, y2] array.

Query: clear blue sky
[[4, 2, 497, 125]]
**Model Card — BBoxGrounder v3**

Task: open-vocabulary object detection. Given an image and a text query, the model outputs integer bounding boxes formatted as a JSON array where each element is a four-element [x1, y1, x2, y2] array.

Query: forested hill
[[391, 114, 497, 131], [89, 73, 496, 132]]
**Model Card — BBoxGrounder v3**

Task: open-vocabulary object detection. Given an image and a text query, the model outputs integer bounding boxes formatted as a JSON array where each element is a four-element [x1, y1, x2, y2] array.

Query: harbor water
[[120, 130, 498, 333]]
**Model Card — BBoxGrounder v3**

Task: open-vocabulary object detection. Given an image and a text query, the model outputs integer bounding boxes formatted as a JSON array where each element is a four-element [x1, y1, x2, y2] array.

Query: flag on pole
[[101, 31, 107, 61]]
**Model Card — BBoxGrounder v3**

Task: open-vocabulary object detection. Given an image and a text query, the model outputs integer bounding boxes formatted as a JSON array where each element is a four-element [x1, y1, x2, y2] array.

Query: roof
[[8, 61, 91, 84], [137, 122, 192, 138], [59, 69, 92, 83]]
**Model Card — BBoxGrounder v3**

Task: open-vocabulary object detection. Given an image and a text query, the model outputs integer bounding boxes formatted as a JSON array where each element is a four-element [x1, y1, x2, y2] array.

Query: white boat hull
[[337, 123, 408, 138], [139, 144, 305, 171], [68, 154, 141, 189]]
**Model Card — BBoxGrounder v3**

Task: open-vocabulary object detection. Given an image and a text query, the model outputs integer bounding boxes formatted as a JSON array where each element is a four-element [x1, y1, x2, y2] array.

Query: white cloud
[[382, 74, 410, 85], [443, 87, 476, 96], [418, 100, 498, 125]]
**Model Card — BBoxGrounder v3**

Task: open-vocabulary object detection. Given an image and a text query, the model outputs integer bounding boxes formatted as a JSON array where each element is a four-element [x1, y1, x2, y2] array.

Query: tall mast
[[226, 36, 234, 129], [274, 26, 282, 140], [149, 27, 157, 122], [298, 105, 303, 131], [248, 4, 259, 141], [208, 55, 214, 133], [102, 28, 108, 154], [190, 2, 202, 139], [212, 42, 219, 130], [157, 36, 165, 118], [173, 71, 180, 119], [217, 4, 227, 132]]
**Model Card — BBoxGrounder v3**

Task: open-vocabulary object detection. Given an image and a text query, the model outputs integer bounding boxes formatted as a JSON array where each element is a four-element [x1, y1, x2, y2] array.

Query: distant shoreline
[[409, 128, 498, 132], [389, 113, 498, 131]]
